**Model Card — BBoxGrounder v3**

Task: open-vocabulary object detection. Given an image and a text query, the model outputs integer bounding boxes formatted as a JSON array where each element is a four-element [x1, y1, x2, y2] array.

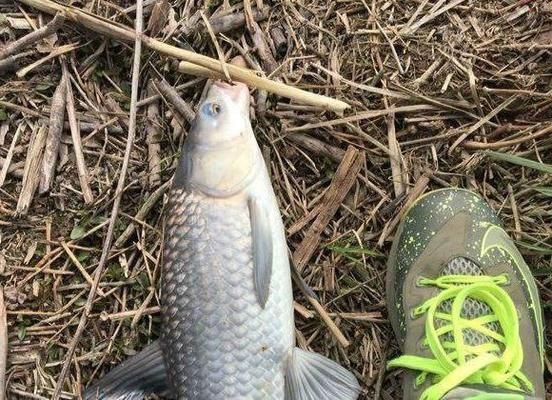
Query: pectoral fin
[[285, 348, 360, 400], [248, 196, 273, 308], [85, 340, 171, 399]]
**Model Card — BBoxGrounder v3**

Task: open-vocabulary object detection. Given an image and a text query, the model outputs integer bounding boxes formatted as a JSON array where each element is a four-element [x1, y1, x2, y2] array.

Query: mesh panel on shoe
[[437, 257, 501, 350]]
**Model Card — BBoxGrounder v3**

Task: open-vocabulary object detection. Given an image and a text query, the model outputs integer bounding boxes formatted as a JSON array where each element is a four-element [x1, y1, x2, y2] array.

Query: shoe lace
[[388, 274, 533, 400]]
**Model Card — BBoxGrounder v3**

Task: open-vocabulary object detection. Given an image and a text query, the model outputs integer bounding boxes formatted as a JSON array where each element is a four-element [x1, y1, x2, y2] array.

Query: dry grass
[[0, 0, 551, 399]]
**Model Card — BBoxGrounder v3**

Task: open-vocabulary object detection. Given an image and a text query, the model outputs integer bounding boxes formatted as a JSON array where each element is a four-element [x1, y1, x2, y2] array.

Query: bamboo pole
[[16, 0, 350, 113]]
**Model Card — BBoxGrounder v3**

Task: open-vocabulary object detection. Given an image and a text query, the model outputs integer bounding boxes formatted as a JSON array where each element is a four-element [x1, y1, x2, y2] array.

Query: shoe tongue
[[438, 257, 501, 349], [442, 385, 540, 400]]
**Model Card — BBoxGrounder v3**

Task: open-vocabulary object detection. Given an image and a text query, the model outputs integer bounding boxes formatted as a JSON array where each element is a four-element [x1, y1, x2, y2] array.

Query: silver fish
[[85, 81, 360, 400]]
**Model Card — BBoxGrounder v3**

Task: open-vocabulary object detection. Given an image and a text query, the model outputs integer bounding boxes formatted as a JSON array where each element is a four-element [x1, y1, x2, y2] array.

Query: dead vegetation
[[0, 0, 551, 399]]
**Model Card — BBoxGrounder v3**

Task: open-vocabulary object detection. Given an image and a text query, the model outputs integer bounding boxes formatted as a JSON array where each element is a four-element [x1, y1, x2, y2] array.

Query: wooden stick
[[387, 108, 405, 197], [16, 124, 48, 215], [0, 12, 65, 60], [180, 7, 268, 36], [293, 146, 365, 272], [287, 133, 345, 163], [40, 72, 67, 193], [146, 81, 162, 188], [154, 79, 195, 123], [63, 62, 94, 204], [16, 0, 349, 113], [52, 0, 144, 397]]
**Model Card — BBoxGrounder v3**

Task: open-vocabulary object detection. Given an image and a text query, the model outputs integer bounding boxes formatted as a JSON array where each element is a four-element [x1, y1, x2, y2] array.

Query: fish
[[85, 81, 360, 400]]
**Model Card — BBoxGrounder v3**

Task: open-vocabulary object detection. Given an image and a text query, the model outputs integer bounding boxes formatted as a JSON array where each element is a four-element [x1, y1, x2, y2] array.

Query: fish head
[[189, 81, 251, 145], [176, 81, 261, 197]]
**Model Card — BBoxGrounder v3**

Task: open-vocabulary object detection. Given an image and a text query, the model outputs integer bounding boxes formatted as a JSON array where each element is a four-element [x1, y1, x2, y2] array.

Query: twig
[[286, 104, 437, 132], [0, 159, 24, 180], [16, 42, 79, 78], [290, 259, 350, 348], [137, 77, 203, 109], [0, 125, 23, 187], [0, 12, 65, 60], [0, 287, 7, 400], [154, 79, 195, 123], [0, 50, 34, 74], [387, 109, 405, 197], [462, 123, 552, 150], [508, 184, 521, 240], [60, 242, 105, 296], [449, 96, 516, 153], [146, 81, 162, 188], [181, 7, 268, 36], [373, 338, 391, 400], [39, 71, 67, 194], [63, 61, 93, 204], [402, 0, 466, 34], [100, 306, 160, 321], [200, 11, 231, 82], [250, 20, 278, 74], [104, 95, 129, 130], [51, 0, 144, 397], [270, 26, 287, 56], [293, 146, 365, 272], [114, 179, 171, 247], [16, 124, 48, 215], [377, 173, 431, 247], [16, 0, 349, 113], [287, 133, 346, 163]]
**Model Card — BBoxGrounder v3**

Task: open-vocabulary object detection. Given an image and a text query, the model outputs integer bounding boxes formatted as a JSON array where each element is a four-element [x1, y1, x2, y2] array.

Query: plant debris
[[0, 0, 551, 398]]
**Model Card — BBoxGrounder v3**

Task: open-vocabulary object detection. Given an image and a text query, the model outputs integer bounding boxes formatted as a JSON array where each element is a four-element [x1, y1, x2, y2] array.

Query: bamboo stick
[[16, 0, 349, 113], [177, 61, 229, 80]]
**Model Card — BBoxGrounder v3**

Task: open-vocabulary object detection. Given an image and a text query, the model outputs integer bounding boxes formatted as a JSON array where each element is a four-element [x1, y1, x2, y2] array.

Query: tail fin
[[85, 340, 170, 399], [285, 348, 360, 400]]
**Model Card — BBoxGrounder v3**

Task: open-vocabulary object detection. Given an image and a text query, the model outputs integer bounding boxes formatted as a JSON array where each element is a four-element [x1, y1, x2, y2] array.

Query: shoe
[[386, 188, 545, 400]]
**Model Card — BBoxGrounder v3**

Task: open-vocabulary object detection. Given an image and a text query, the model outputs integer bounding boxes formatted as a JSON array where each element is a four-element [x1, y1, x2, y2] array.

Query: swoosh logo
[[480, 224, 544, 367]]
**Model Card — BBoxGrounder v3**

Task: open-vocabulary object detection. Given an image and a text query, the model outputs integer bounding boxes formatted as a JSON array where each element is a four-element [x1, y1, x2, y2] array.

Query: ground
[[0, 0, 551, 399]]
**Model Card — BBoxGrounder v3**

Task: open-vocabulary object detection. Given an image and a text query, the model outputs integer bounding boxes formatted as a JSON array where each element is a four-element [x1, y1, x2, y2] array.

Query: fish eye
[[202, 102, 222, 118]]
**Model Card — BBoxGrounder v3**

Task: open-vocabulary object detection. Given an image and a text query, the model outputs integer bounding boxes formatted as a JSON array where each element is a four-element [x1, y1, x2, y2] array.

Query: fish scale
[[161, 189, 292, 399]]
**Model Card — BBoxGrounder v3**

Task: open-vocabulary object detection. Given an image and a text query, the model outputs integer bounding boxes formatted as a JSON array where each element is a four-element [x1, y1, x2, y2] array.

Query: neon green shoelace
[[388, 274, 533, 400]]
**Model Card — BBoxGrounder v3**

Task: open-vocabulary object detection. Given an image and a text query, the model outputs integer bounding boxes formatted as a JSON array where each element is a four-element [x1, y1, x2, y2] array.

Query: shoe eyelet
[[415, 372, 427, 387], [502, 273, 511, 285], [410, 305, 425, 319], [421, 339, 429, 350]]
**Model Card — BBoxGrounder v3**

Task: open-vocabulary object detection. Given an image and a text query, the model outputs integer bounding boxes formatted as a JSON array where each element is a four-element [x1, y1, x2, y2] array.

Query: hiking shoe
[[386, 188, 545, 400]]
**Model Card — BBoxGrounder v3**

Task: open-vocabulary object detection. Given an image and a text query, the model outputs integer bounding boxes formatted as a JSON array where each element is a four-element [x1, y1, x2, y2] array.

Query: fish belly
[[161, 188, 294, 399]]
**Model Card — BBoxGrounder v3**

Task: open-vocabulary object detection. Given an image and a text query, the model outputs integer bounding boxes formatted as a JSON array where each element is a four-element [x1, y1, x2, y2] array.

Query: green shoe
[[386, 188, 545, 400]]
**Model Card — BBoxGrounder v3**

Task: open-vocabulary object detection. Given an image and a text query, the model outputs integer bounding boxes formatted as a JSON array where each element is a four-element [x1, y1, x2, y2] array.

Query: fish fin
[[85, 340, 170, 399], [248, 196, 273, 308], [285, 348, 360, 400]]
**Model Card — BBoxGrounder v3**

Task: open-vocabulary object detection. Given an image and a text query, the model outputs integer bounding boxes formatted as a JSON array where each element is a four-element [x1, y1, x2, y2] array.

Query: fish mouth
[[209, 80, 250, 107]]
